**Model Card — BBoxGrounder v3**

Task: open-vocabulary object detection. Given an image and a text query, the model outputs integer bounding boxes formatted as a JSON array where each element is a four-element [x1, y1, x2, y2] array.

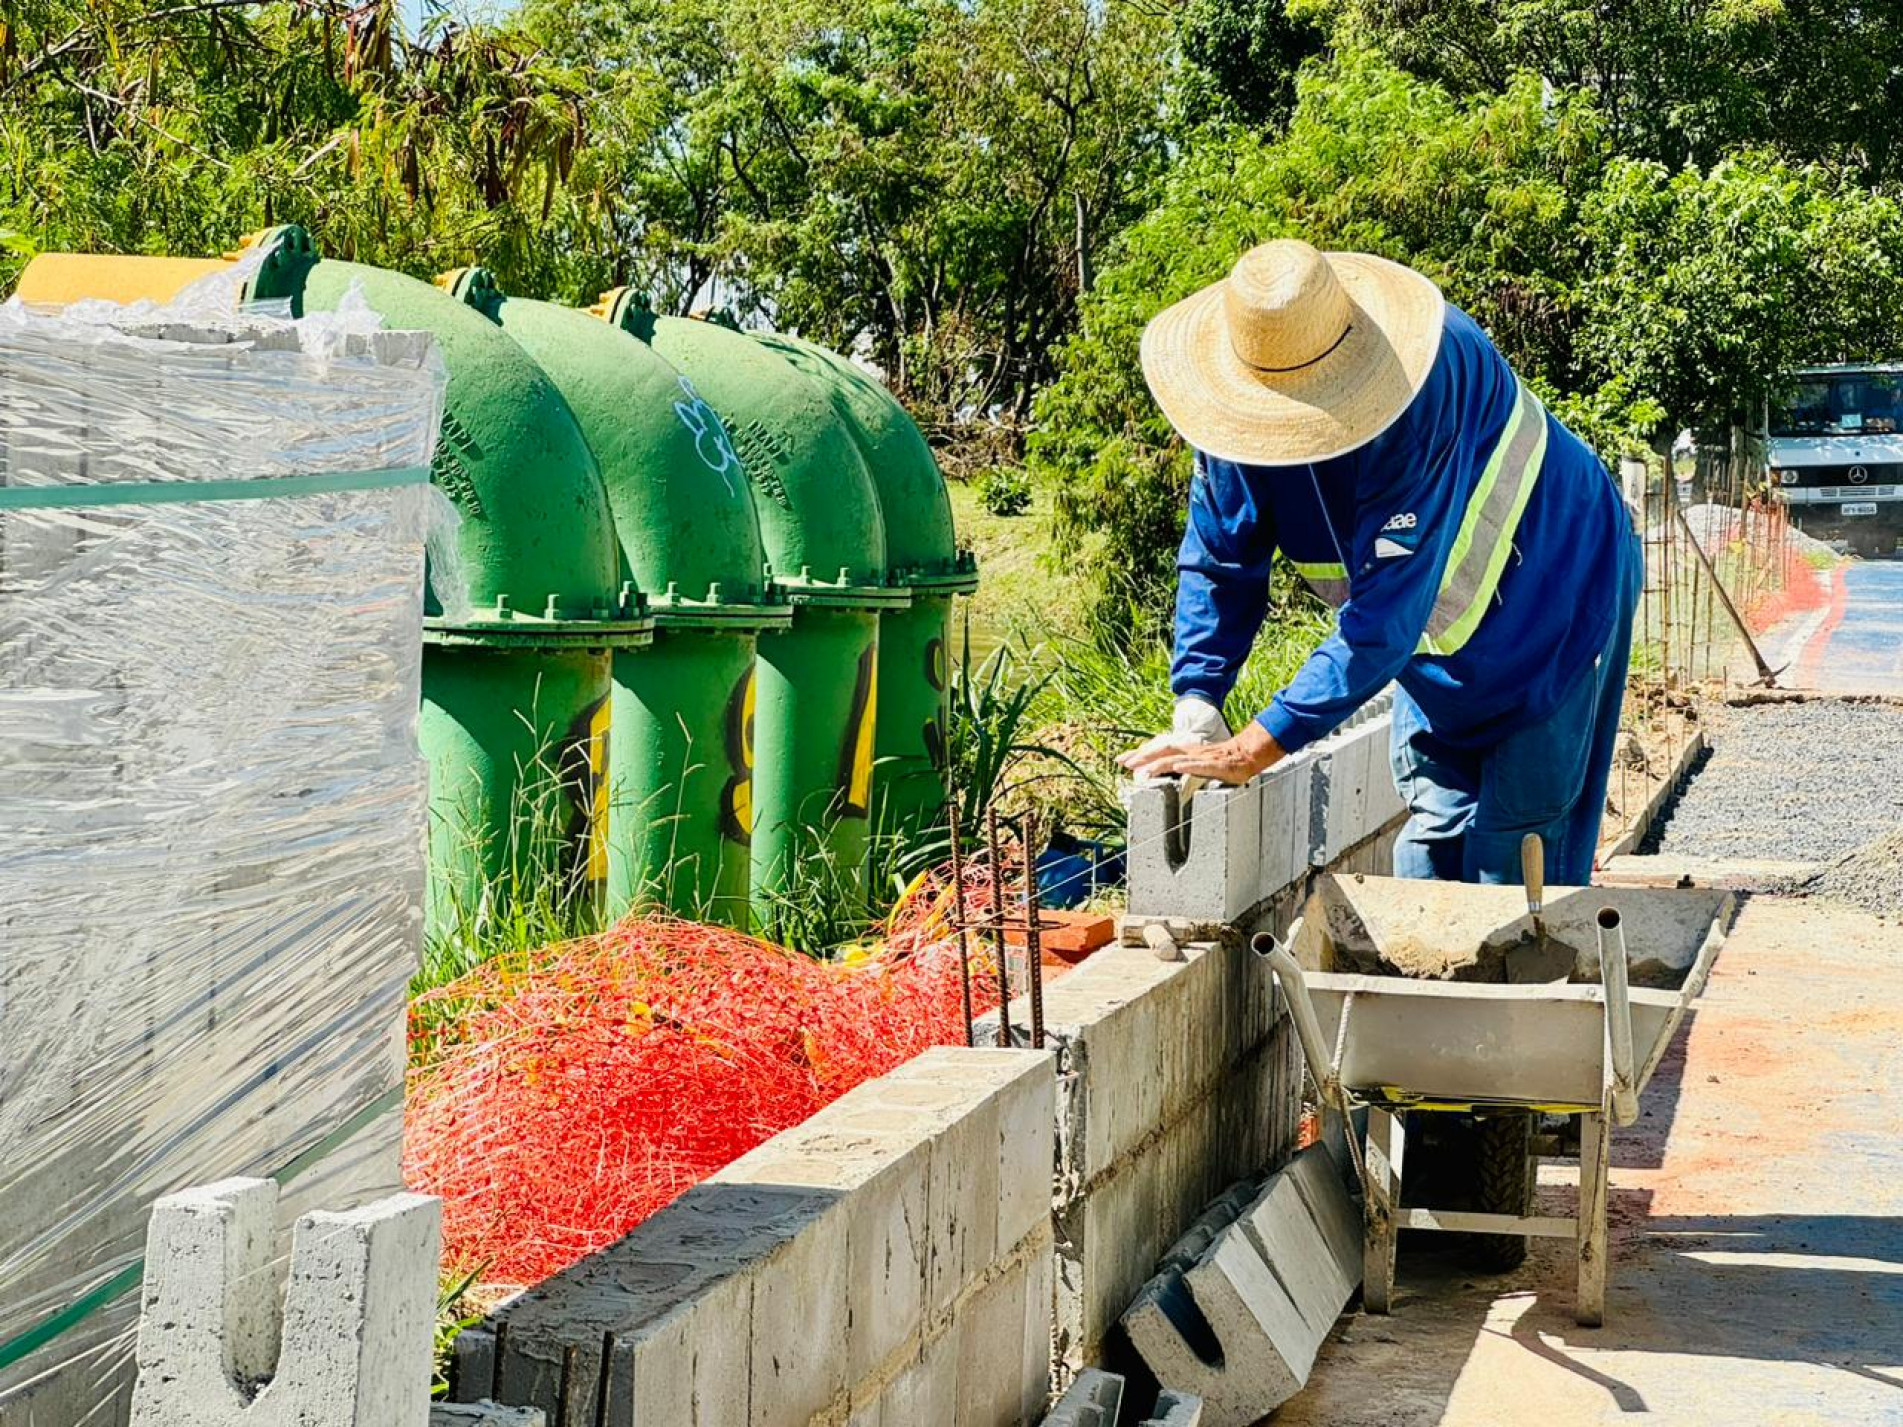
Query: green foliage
[[976, 466, 1032, 517], [419, 722, 610, 996], [1178, 0, 1324, 128], [520, 0, 1176, 430], [1575, 153, 1903, 444], [1325, 0, 1903, 179], [1033, 597, 1332, 764], [942, 639, 1098, 833], [1, 0, 1174, 436], [432, 1266, 486, 1399]]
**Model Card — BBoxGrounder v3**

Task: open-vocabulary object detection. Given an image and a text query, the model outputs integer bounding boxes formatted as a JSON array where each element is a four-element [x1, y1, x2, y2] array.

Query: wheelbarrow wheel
[[1465, 1111, 1534, 1271]]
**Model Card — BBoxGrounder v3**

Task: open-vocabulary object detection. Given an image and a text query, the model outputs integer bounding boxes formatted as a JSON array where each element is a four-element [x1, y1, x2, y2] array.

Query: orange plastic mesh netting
[[403, 862, 1025, 1284]]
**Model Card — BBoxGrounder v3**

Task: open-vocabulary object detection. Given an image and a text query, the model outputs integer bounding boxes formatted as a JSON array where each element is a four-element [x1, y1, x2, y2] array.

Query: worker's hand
[[1117, 696, 1228, 783], [1118, 720, 1285, 786]]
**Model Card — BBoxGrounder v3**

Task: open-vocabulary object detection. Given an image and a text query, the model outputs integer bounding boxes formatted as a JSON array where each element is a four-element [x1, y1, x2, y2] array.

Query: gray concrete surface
[[1271, 894, 1903, 1426], [1123, 1145, 1360, 1427], [130, 1180, 440, 1427]]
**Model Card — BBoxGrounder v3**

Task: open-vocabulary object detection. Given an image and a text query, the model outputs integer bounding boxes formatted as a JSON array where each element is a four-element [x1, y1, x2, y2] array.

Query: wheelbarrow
[[1255, 856, 1733, 1326]]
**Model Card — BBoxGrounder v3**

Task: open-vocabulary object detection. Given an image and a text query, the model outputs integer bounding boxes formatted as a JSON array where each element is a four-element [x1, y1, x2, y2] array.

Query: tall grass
[[1031, 604, 1334, 765]]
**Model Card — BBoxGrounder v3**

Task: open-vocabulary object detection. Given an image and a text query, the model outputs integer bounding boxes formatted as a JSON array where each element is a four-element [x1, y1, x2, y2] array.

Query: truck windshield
[[1770, 373, 1903, 436]]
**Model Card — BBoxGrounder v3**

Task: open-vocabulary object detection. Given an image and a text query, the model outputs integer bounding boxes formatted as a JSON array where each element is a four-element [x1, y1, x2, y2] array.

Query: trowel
[[1521, 832, 1545, 942]]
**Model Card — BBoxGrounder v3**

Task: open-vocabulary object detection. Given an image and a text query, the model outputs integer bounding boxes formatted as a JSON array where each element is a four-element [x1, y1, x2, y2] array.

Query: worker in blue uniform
[[1119, 239, 1641, 886]]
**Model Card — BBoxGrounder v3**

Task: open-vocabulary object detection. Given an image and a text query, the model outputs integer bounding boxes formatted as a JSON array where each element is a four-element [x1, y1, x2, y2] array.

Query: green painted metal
[[441, 268, 785, 925], [605, 291, 907, 916], [254, 230, 647, 933], [755, 333, 978, 833]]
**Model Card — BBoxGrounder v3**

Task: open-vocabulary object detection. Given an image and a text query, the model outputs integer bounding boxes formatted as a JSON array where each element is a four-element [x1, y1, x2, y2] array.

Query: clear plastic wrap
[[0, 297, 446, 1423]]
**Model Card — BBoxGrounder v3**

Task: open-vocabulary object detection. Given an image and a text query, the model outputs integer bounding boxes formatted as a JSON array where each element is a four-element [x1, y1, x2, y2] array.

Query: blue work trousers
[[1389, 532, 1642, 888]]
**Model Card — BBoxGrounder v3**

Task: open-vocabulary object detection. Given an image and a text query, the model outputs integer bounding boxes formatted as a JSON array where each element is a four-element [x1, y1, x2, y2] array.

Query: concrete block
[[1145, 1388, 1205, 1426], [954, 1250, 1050, 1427], [600, 1265, 751, 1426], [1234, 1170, 1347, 1341], [1118, 1145, 1360, 1427], [130, 1178, 439, 1427], [871, 1343, 955, 1427], [1126, 778, 1266, 923], [1039, 1366, 1122, 1426], [713, 1125, 927, 1396], [492, 1182, 828, 1423], [748, 1204, 851, 1426], [1282, 1144, 1361, 1302], [431, 1403, 547, 1426], [1121, 1233, 1304, 1427], [1308, 714, 1401, 868], [993, 1052, 1058, 1258], [1257, 754, 1313, 896]]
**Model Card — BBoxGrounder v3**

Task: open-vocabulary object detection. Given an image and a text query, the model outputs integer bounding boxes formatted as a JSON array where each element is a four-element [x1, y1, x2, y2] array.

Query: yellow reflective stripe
[[1290, 560, 1347, 580], [1423, 380, 1548, 654], [1290, 559, 1350, 609]]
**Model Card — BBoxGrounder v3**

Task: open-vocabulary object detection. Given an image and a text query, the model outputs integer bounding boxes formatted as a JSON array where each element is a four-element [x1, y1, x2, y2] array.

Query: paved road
[[1273, 896, 1903, 1427], [1794, 559, 1903, 691]]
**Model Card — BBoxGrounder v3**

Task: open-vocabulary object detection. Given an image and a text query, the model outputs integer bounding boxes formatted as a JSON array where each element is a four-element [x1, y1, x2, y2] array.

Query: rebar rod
[[986, 804, 1012, 1048], [1022, 813, 1046, 1051], [947, 801, 976, 1049]]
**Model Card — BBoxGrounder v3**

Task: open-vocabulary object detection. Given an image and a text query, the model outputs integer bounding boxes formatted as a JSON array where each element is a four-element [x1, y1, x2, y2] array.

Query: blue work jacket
[[1171, 305, 1633, 752]]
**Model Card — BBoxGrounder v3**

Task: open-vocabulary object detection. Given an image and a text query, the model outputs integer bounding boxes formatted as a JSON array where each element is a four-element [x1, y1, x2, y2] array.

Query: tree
[[1318, 0, 1903, 181], [1574, 153, 1903, 455], [0, 0, 595, 289], [524, 0, 1176, 433], [1177, 0, 1324, 128]]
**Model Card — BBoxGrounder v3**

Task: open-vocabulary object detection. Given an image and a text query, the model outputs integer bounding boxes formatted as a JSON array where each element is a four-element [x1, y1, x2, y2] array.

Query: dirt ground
[[1269, 894, 1903, 1427], [1598, 688, 1702, 854]]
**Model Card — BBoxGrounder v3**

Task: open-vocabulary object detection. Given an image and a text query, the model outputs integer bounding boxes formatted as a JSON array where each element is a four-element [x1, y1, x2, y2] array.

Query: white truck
[[1767, 363, 1903, 556]]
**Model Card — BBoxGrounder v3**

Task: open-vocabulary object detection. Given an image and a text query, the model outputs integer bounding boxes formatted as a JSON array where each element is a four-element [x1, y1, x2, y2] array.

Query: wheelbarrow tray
[[1299, 973, 1700, 1113]]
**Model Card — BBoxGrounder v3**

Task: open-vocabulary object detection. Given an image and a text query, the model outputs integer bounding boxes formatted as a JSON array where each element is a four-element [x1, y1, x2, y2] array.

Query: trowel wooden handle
[[1521, 833, 1544, 915]]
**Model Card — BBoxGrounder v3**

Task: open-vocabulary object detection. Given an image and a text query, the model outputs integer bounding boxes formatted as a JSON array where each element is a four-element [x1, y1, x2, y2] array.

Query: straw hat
[[1140, 239, 1446, 465]]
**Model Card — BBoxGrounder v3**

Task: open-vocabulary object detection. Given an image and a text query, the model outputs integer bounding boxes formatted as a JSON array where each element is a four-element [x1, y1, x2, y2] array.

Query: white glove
[[1169, 696, 1229, 800], [1172, 695, 1230, 745], [1123, 696, 1233, 797]]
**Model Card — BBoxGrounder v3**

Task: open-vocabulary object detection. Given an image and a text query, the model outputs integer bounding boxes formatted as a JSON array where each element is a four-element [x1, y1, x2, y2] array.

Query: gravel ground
[[1651, 700, 1903, 864], [1787, 826, 1903, 918]]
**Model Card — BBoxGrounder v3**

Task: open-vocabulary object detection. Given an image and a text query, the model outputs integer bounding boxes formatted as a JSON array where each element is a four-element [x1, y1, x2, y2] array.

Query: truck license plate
[[1844, 502, 1878, 517]]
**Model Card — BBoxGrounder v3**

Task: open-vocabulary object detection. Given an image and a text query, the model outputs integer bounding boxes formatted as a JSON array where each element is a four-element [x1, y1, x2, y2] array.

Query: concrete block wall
[[976, 935, 1302, 1378], [452, 1047, 1057, 1427], [1127, 694, 1405, 930]]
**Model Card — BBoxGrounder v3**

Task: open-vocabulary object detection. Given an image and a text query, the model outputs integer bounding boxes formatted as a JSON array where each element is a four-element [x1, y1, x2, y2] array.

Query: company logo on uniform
[[1382, 512, 1419, 532], [1850, 465, 1870, 484], [1374, 537, 1413, 559]]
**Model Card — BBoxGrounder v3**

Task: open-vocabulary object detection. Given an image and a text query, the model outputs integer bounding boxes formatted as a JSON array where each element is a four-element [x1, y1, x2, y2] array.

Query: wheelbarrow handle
[[1252, 927, 1338, 1100], [1595, 906, 1641, 1127]]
